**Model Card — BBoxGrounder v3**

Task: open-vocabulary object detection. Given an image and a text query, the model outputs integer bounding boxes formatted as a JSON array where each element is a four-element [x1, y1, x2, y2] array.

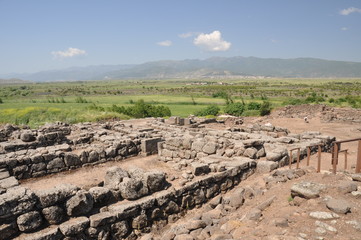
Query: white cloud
[[193, 31, 231, 52], [340, 7, 361, 15], [51, 47, 87, 58], [341, 27, 349, 31], [157, 40, 172, 47]]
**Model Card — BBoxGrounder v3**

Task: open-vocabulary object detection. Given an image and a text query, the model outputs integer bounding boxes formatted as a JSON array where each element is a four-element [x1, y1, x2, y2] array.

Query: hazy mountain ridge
[[2, 57, 361, 82]]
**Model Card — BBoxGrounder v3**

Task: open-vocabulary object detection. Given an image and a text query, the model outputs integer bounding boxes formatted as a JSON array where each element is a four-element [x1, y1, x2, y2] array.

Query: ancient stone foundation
[[0, 118, 336, 239]]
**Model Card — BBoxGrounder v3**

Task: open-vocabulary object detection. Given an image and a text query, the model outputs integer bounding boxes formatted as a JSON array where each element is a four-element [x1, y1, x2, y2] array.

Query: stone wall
[[0, 122, 163, 181], [1, 158, 256, 240]]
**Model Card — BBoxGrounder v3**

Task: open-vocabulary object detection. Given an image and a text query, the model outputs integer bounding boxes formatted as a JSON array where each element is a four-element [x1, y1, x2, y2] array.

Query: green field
[[0, 78, 360, 127]]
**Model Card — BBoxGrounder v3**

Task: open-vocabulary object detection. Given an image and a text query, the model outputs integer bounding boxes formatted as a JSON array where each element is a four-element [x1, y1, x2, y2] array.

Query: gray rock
[[309, 211, 340, 220], [184, 220, 207, 231], [337, 181, 357, 194], [59, 216, 89, 236], [46, 157, 65, 170], [103, 167, 129, 190], [132, 214, 148, 229], [20, 227, 63, 240], [291, 181, 325, 199], [202, 142, 217, 154], [66, 190, 94, 216], [89, 212, 116, 228], [0, 186, 37, 218], [165, 200, 180, 214], [20, 130, 35, 142], [111, 221, 130, 239], [17, 211, 43, 232], [0, 176, 19, 189], [257, 161, 278, 173], [243, 147, 258, 159], [227, 188, 245, 209], [243, 139, 264, 147], [326, 198, 351, 214], [350, 173, 361, 182], [144, 170, 166, 193], [247, 208, 262, 220], [36, 184, 79, 208], [42, 206, 65, 224], [315, 221, 337, 233], [119, 177, 147, 200], [192, 163, 210, 176], [191, 139, 206, 152], [0, 170, 10, 180], [63, 153, 81, 167], [89, 187, 112, 206], [271, 217, 289, 227]]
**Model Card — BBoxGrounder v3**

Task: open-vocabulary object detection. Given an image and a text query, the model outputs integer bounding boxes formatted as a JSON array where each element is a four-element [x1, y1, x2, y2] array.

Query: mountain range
[[2, 56, 361, 82]]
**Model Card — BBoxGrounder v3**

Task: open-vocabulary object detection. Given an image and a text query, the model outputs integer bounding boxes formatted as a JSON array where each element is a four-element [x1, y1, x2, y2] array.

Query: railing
[[332, 138, 361, 174], [289, 143, 323, 172]]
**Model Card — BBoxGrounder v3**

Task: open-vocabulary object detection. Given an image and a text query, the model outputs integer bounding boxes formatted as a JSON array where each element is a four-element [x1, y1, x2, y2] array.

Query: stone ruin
[[0, 117, 335, 240]]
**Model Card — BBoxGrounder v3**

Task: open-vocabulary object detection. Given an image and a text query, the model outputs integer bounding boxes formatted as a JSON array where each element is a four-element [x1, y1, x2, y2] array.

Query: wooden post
[[344, 150, 348, 170], [296, 148, 300, 169], [307, 146, 311, 166], [332, 143, 338, 174], [317, 145, 321, 173], [289, 150, 292, 169], [356, 140, 361, 173]]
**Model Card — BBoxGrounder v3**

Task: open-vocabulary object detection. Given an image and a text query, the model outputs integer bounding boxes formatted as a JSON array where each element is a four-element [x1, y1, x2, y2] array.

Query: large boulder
[[59, 217, 89, 236], [20, 130, 36, 142], [36, 184, 79, 208], [326, 198, 352, 214], [42, 206, 65, 225], [144, 171, 167, 193], [89, 187, 113, 206], [17, 211, 43, 232], [119, 177, 147, 200], [103, 167, 129, 190], [66, 190, 94, 216], [0, 187, 37, 219], [291, 181, 326, 199]]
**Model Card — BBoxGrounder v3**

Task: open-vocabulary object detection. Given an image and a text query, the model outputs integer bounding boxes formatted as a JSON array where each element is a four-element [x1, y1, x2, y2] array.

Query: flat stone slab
[[291, 181, 326, 199], [326, 198, 351, 214], [0, 176, 19, 189], [309, 211, 340, 220]]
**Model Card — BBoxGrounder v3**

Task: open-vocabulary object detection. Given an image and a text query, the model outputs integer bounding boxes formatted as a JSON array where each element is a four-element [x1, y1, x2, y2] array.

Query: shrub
[[224, 102, 245, 116], [0, 98, 3, 104], [259, 101, 271, 116], [75, 96, 88, 103], [247, 102, 261, 110], [109, 99, 171, 118], [194, 105, 220, 116]]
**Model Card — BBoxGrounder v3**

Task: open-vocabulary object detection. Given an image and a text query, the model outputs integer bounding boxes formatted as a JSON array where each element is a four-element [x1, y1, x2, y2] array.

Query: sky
[[0, 0, 361, 74]]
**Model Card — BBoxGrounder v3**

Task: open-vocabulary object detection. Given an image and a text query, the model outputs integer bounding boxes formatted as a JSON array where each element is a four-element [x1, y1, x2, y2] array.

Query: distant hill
[[0, 78, 31, 84], [2, 57, 361, 82]]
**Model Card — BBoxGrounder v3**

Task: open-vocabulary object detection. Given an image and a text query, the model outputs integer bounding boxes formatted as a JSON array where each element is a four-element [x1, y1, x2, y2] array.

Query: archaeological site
[[1, 105, 361, 240]]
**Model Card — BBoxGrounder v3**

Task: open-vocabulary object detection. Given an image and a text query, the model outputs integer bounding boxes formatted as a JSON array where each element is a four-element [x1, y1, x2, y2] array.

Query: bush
[[194, 105, 220, 116], [283, 98, 305, 106], [109, 99, 171, 118], [0, 98, 3, 104], [224, 102, 245, 116], [259, 101, 271, 116], [247, 102, 261, 110], [75, 96, 88, 103]]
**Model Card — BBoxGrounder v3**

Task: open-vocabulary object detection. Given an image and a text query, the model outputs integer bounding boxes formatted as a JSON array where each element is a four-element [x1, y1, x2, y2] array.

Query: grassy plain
[[0, 78, 360, 127]]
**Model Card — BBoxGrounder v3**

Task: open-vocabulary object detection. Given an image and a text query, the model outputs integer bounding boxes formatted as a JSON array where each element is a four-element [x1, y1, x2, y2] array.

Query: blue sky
[[0, 0, 360, 74]]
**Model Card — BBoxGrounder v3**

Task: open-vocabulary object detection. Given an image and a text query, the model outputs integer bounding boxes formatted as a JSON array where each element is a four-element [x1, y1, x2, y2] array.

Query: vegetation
[[194, 105, 220, 116], [224, 102, 245, 116], [0, 78, 360, 127]]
